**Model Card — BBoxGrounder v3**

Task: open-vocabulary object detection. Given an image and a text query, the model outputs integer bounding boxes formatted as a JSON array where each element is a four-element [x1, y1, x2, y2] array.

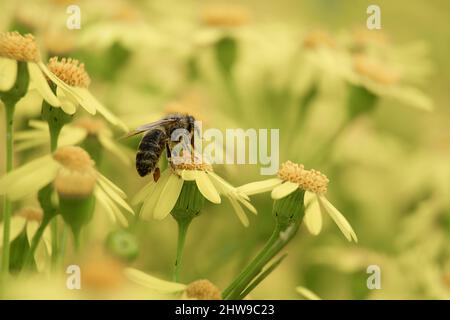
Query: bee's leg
[[153, 167, 161, 182], [165, 142, 171, 160]]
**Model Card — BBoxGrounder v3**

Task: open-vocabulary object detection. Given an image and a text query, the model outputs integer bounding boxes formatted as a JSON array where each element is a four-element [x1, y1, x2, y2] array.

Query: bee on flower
[[133, 152, 256, 226]]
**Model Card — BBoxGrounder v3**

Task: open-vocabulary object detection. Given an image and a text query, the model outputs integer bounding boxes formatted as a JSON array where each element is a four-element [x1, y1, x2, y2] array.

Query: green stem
[[23, 216, 51, 268], [48, 122, 61, 269], [224, 222, 299, 300], [1, 102, 15, 279], [57, 225, 69, 267], [173, 218, 192, 282], [222, 225, 281, 299]]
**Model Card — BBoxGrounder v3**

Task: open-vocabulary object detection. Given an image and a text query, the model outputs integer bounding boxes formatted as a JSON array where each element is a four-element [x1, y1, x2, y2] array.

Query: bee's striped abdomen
[[136, 129, 167, 177]]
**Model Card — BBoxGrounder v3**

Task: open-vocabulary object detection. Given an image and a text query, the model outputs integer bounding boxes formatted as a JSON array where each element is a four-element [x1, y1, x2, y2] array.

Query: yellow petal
[[271, 181, 299, 200], [296, 286, 322, 300], [304, 192, 322, 235], [237, 178, 283, 196], [153, 173, 184, 220], [0, 57, 17, 91], [28, 62, 61, 107], [132, 180, 156, 205], [97, 177, 134, 215], [139, 169, 172, 220], [59, 126, 87, 146], [94, 187, 128, 227], [97, 171, 127, 199], [318, 195, 358, 242], [228, 196, 249, 227], [56, 87, 77, 115], [69, 87, 96, 114], [0, 216, 27, 247], [28, 120, 48, 130], [98, 133, 130, 165], [180, 170, 197, 181], [0, 156, 59, 201], [73, 87, 128, 131], [38, 62, 82, 100], [195, 171, 221, 204], [124, 268, 187, 292]]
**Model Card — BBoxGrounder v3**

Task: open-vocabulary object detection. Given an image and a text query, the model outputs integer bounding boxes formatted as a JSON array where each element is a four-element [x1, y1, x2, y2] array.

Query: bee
[[126, 114, 196, 181]]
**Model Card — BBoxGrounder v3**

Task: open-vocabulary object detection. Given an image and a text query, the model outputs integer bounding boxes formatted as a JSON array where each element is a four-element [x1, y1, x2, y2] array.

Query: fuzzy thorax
[[354, 54, 399, 85], [0, 31, 40, 62], [53, 146, 96, 197], [277, 161, 329, 195], [15, 207, 43, 222], [185, 280, 222, 300], [47, 57, 91, 88]]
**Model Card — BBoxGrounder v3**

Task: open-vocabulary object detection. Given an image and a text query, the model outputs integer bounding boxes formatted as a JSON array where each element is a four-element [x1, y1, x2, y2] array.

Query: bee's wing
[[122, 118, 179, 138]]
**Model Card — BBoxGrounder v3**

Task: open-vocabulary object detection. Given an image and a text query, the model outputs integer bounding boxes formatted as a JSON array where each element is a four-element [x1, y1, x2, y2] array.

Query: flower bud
[[105, 230, 139, 262], [171, 181, 206, 222], [272, 188, 305, 229]]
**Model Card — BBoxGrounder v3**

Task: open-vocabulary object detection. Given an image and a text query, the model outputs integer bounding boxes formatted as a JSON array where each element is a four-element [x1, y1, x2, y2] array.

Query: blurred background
[[1, 0, 449, 299]]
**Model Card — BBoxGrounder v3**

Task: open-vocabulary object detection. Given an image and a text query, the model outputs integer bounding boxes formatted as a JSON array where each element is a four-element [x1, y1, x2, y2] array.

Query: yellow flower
[[0, 146, 133, 226], [15, 119, 132, 165], [44, 57, 128, 130], [238, 161, 358, 242], [0, 31, 60, 106], [0, 207, 51, 271], [125, 268, 222, 300], [342, 52, 433, 111], [133, 155, 256, 226]]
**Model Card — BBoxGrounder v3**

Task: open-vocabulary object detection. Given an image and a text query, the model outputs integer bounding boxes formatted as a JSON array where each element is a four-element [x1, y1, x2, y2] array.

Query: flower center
[[303, 30, 336, 49], [47, 57, 91, 88], [171, 152, 212, 172], [15, 207, 43, 222], [186, 280, 221, 300], [75, 117, 106, 136], [0, 32, 40, 62], [201, 4, 249, 27], [53, 146, 94, 171], [353, 55, 399, 85], [277, 161, 329, 195]]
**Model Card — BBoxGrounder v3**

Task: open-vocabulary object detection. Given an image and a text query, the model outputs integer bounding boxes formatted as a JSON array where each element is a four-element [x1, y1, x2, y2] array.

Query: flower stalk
[[170, 181, 205, 282], [224, 189, 305, 300], [0, 61, 29, 278]]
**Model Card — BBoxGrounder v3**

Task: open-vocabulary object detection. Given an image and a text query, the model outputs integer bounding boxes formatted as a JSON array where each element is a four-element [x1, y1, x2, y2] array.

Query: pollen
[[47, 56, 91, 88], [75, 117, 106, 136], [185, 279, 222, 300], [15, 207, 43, 222], [303, 30, 336, 49], [277, 161, 329, 195], [200, 4, 249, 27], [53, 146, 94, 171], [353, 54, 399, 85], [171, 152, 212, 172], [54, 169, 97, 198], [0, 31, 40, 62]]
